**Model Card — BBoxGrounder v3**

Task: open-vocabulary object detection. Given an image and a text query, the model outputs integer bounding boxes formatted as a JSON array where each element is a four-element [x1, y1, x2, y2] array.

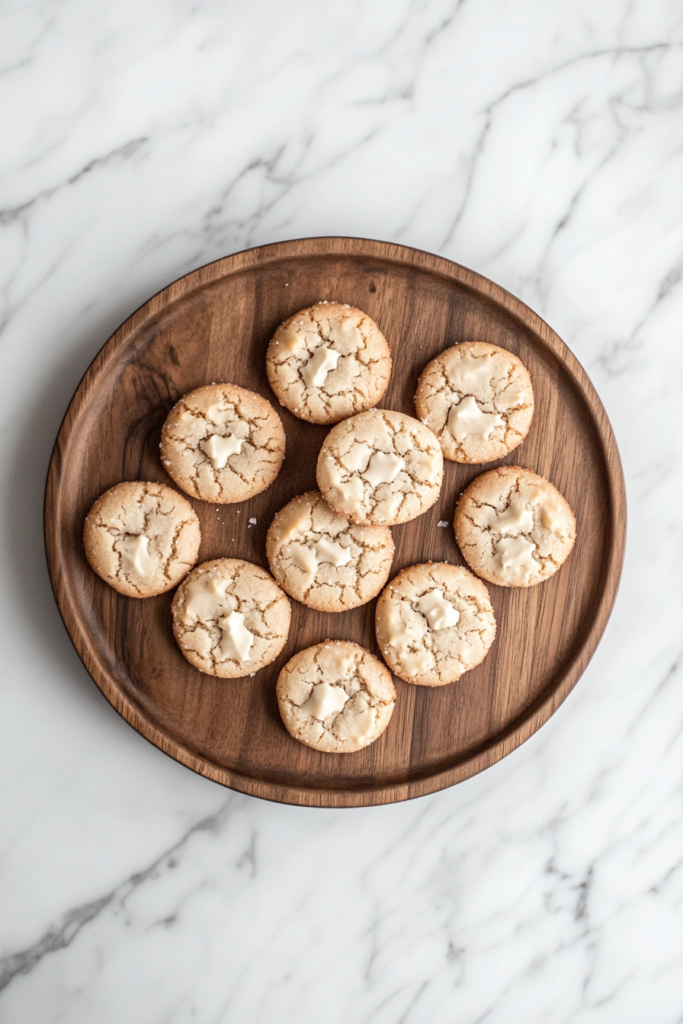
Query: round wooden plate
[[45, 238, 626, 807]]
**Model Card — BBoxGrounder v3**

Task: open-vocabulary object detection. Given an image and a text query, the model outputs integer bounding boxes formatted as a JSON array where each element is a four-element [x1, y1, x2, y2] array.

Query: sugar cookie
[[375, 562, 496, 686], [454, 466, 576, 587], [415, 342, 534, 463], [160, 384, 285, 504], [171, 558, 290, 677], [266, 491, 394, 612], [316, 409, 443, 526], [83, 481, 200, 598], [266, 303, 391, 424], [276, 641, 396, 753]]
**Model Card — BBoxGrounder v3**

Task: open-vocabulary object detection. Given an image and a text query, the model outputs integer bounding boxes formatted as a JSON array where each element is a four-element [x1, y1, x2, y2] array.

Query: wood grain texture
[[44, 238, 626, 807]]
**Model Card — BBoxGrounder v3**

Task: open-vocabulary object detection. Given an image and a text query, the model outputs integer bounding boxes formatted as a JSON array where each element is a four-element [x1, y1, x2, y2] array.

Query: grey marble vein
[[0, 800, 234, 995]]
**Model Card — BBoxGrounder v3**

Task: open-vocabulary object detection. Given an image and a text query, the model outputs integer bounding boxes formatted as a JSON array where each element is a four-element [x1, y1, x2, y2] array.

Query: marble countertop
[[2, 1, 682, 1021]]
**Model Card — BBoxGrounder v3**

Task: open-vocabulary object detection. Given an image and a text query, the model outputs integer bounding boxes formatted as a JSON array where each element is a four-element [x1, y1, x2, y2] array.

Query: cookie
[[160, 384, 285, 504], [265, 303, 392, 424], [454, 466, 576, 587], [316, 409, 443, 526], [375, 562, 496, 686], [171, 558, 291, 678], [83, 481, 201, 598], [415, 342, 534, 464], [276, 641, 396, 753], [266, 491, 395, 612]]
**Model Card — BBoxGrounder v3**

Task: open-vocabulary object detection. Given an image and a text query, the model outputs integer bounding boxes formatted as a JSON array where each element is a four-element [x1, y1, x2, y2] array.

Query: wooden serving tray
[[45, 238, 626, 807]]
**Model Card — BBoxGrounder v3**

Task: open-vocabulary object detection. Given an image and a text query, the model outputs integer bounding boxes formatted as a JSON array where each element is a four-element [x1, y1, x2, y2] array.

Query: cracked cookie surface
[[454, 466, 576, 588], [172, 558, 291, 678], [415, 342, 534, 464], [266, 303, 392, 425], [276, 641, 396, 753], [266, 491, 394, 612], [375, 562, 496, 686], [316, 409, 443, 526], [83, 481, 201, 598], [160, 384, 285, 504]]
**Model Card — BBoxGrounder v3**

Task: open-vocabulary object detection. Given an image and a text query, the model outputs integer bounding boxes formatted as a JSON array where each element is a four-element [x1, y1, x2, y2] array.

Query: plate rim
[[44, 236, 627, 807]]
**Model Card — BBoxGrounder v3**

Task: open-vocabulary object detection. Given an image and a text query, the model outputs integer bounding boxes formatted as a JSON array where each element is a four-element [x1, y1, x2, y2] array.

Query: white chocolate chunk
[[385, 601, 427, 650], [288, 536, 352, 582], [539, 498, 568, 537], [301, 346, 340, 387], [289, 543, 319, 578], [495, 497, 534, 535], [450, 354, 495, 389], [362, 452, 405, 488], [498, 383, 526, 410], [280, 508, 312, 542], [327, 463, 365, 515], [313, 537, 352, 567], [326, 647, 355, 677], [199, 433, 244, 469], [496, 536, 537, 578], [416, 589, 460, 630], [398, 649, 435, 677], [300, 681, 349, 720], [206, 403, 225, 423], [119, 534, 156, 577], [182, 574, 231, 624], [280, 328, 306, 354], [218, 610, 254, 663], [343, 707, 375, 743], [448, 395, 504, 442], [410, 448, 443, 480]]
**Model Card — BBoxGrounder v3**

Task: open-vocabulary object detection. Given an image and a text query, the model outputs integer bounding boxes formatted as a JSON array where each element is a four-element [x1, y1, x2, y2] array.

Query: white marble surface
[[1, 0, 683, 1020]]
